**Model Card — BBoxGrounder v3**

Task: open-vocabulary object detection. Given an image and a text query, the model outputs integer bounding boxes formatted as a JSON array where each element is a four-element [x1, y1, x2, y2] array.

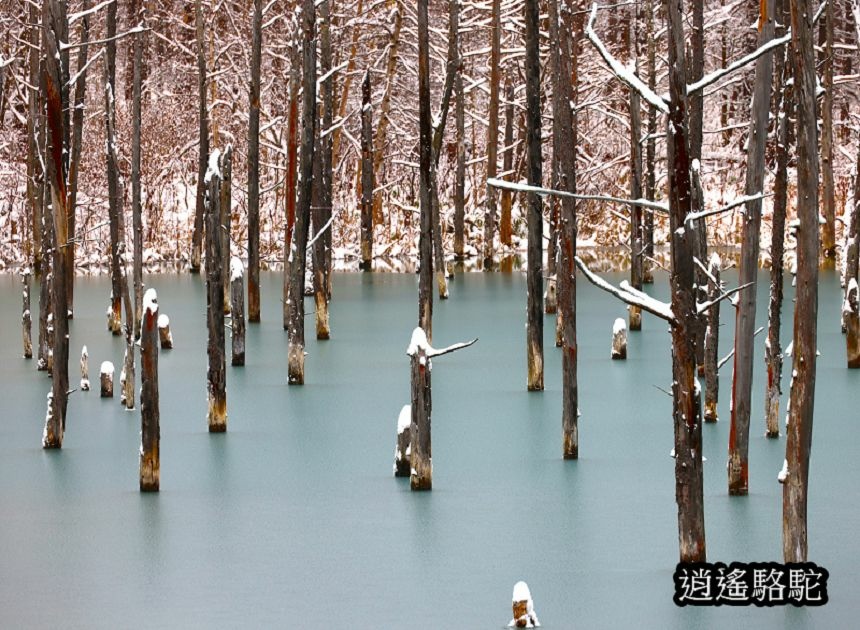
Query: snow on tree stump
[[158, 313, 173, 349], [406, 327, 477, 491], [611, 317, 627, 360], [845, 278, 860, 368], [80, 346, 90, 391], [393, 404, 411, 477], [230, 257, 246, 366], [22, 268, 32, 359], [100, 361, 115, 398], [140, 289, 160, 492], [509, 581, 540, 628]]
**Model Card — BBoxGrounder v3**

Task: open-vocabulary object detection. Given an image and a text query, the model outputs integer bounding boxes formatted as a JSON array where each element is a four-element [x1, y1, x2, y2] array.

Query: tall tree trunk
[[703, 253, 721, 422], [206, 150, 227, 431], [26, 0, 42, 275], [219, 146, 233, 314], [314, 0, 333, 338], [42, 0, 70, 449], [131, 1, 143, 339], [782, 0, 820, 563], [248, 0, 262, 322], [230, 259, 246, 366], [360, 70, 373, 271], [820, 0, 836, 260], [191, 0, 209, 273], [139, 289, 160, 491], [628, 3, 643, 331], [23, 270, 33, 359], [524, 0, 543, 391], [500, 77, 514, 247], [665, 0, 705, 562], [484, 0, 501, 269], [765, 0, 791, 437], [689, 0, 707, 371], [288, 0, 316, 385], [418, 0, 434, 340], [67, 0, 90, 319], [453, 55, 466, 260], [283, 31, 300, 330], [643, 0, 657, 283], [728, 0, 774, 496], [105, 0, 125, 336]]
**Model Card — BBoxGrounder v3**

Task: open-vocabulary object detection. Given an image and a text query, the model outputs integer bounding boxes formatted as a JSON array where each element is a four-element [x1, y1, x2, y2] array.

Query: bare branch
[[697, 282, 754, 315], [574, 256, 675, 322], [487, 177, 670, 213], [718, 326, 764, 370], [685, 193, 770, 225]]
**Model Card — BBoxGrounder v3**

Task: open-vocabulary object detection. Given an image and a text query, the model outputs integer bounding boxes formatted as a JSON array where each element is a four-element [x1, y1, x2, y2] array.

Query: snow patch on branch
[[575, 256, 675, 322]]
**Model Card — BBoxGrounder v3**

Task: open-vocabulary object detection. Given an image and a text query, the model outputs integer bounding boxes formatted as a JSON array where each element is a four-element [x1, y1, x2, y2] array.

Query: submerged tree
[[247, 0, 262, 322], [417, 0, 434, 339], [191, 0, 209, 274]]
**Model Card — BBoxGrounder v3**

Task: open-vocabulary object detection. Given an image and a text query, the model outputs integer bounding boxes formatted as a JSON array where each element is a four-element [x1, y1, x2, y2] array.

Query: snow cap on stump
[[509, 581, 540, 628]]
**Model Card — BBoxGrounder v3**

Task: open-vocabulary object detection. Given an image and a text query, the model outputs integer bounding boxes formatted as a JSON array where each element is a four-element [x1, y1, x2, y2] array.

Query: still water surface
[[0, 269, 857, 628]]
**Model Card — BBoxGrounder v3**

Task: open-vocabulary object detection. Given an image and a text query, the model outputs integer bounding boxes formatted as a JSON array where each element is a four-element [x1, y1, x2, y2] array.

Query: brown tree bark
[[820, 0, 836, 259], [140, 289, 160, 492], [409, 343, 432, 490], [703, 254, 721, 422], [628, 5, 644, 331], [105, 1, 124, 336], [453, 53, 466, 261], [418, 0, 434, 340], [26, 0, 43, 275], [231, 258, 246, 366], [131, 1, 143, 338], [643, 0, 656, 283], [500, 77, 514, 248], [360, 70, 373, 271], [283, 29, 300, 330], [206, 150, 227, 431], [782, 0, 820, 563], [247, 0, 263, 322], [313, 0, 333, 339], [484, 0, 501, 269], [191, 0, 209, 273], [23, 269, 33, 359], [219, 145, 233, 314]]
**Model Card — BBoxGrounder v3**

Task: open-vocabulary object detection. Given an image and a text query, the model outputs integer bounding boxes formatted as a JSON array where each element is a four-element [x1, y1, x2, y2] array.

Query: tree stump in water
[[509, 581, 540, 628], [230, 257, 246, 366], [393, 404, 411, 477], [22, 269, 32, 359], [205, 149, 227, 432], [80, 346, 90, 391], [703, 253, 721, 422], [100, 361, 114, 397], [158, 314, 173, 349], [611, 318, 627, 360], [140, 288, 160, 492], [544, 277, 557, 314], [846, 279, 860, 368]]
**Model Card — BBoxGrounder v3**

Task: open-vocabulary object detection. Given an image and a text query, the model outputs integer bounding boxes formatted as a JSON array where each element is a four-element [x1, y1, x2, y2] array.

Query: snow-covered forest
[[0, 0, 858, 271]]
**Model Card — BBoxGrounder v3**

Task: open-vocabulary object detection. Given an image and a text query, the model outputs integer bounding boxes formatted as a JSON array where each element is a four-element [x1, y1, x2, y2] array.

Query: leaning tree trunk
[[287, 0, 316, 385], [191, 0, 209, 274], [417, 0, 434, 340], [206, 150, 227, 431], [105, 1, 124, 336], [139, 288, 160, 491], [524, 0, 544, 391], [313, 0, 333, 339], [483, 0, 501, 269], [666, 0, 705, 562], [782, 0, 820, 564], [247, 0, 262, 322], [728, 0, 774, 496], [41, 0, 70, 449], [360, 70, 373, 271]]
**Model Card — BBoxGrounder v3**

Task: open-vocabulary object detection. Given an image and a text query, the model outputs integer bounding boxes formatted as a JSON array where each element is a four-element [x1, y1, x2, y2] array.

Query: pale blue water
[[0, 268, 857, 628]]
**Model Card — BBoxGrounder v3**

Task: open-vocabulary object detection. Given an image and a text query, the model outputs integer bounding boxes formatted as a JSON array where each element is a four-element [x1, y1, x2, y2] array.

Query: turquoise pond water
[[0, 269, 857, 628]]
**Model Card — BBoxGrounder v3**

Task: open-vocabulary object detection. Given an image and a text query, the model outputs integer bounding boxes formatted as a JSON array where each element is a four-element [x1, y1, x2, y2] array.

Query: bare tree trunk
[[484, 0, 501, 269], [728, 0, 774, 496], [765, 2, 791, 436], [131, 2, 143, 339], [191, 0, 209, 273], [500, 77, 514, 248], [628, 4, 643, 331], [703, 254, 721, 422], [38, 185, 53, 372], [360, 70, 373, 271], [247, 0, 262, 322], [782, 0, 820, 563], [283, 31, 299, 330], [409, 343, 432, 490], [105, 1, 124, 335], [331, 0, 363, 163], [27, 0, 42, 275], [288, 0, 316, 385], [418, 0, 434, 340], [313, 0, 333, 339], [206, 150, 227, 431], [140, 289, 160, 491], [453, 56, 466, 260], [845, 136, 860, 367], [820, 0, 836, 260], [23, 270, 33, 359], [219, 145, 233, 314], [231, 258, 246, 366], [525, 0, 543, 391], [66, 0, 90, 318], [666, 0, 705, 562], [42, 0, 70, 449], [689, 0, 707, 371], [643, 0, 656, 284]]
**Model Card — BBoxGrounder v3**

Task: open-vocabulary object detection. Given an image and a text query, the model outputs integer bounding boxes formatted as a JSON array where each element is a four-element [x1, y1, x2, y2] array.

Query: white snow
[[230, 256, 244, 281], [509, 581, 540, 628], [204, 148, 222, 184], [778, 459, 789, 483], [143, 287, 158, 315], [397, 405, 411, 433], [158, 314, 170, 329], [100, 361, 114, 376], [784, 341, 793, 357], [613, 318, 626, 335]]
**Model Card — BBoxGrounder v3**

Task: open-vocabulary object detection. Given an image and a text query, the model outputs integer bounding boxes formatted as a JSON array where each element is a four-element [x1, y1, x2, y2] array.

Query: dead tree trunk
[[287, 0, 316, 385], [38, 200, 53, 372], [247, 0, 262, 322], [628, 8, 644, 331], [728, 0, 774, 496], [191, 0, 209, 274], [500, 77, 514, 248], [484, 0, 501, 269], [80, 345, 89, 391], [42, 0, 70, 449], [765, 8, 791, 436], [131, 2, 143, 339], [313, 0, 333, 339], [158, 314, 173, 349], [23, 269, 33, 359], [139, 288, 160, 492], [453, 56, 466, 260], [206, 150, 227, 431], [418, 0, 434, 340], [703, 254, 721, 422], [101, 361, 114, 397], [525, 0, 544, 391], [360, 70, 373, 271], [219, 145, 233, 314], [105, 1, 124, 336], [847, 280, 860, 367], [643, 0, 657, 283], [820, 0, 836, 260], [782, 0, 820, 563], [231, 257, 246, 366], [844, 136, 860, 367], [394, 405, 411, 477], [26, 0, 43, 275], [283, 26, 300, 330], [330, 0, 363, 163]]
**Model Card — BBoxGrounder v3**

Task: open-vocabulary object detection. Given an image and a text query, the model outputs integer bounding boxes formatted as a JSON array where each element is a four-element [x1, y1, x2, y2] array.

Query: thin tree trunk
[[525, 0, 543, 391], [629, 4, 643, 331], [728, 0, 774, 496], [314, 0, 333, 339], [330, 0, 363, 164], [247, 0, 262, 322], [23, 270, 33, 359], [38, 181, 53, 372], [484, 0, 501, 269], [231, 258, 246, 366], [666, 0, 705, 562], [643, 0, 656, 283], [288, 0, 316, 385], [453, 55, 466, 260], [206, 150, 227, 431], [500, 77, 514, 247], [360, 70, 373, 271], [418, 0, 434, 340], [191, 0, 209, 273], [140, 288, 160, 492], [689, 0, 707, 371], [703, 254, 721, 422], [131, 2, 143, 338], [105, 1, 124, 336], [782, 0, 820, 563], [27, 0, 42, 275], [219, 145, 233, 314], [283, 32, 299, 330], [820, 0, 836, 259]]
